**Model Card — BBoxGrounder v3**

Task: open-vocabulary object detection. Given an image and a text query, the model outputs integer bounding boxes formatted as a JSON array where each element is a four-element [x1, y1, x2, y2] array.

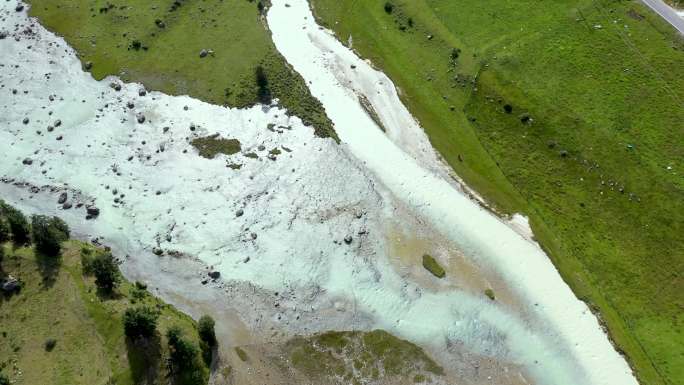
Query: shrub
[[384, 2, 394, 14], [198, 315, 216, 347], [123, 306, 159, 339], [255, 66, 272, 104], [0, 218, 9, 243], [31, 215, 70, 256], [44, 338, 57, 352], [0, 201, 30, 245], [167, 326, 208, 384], [91, 252, 120, 292], [0, 373, 9, 385], [198, 315, 216, 366], [167, 326, 198, 368]]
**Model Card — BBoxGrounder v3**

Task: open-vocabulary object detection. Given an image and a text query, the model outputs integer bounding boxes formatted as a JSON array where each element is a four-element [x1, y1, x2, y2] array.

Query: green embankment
[[26, 0, 335, 138], [310, 1, 683, 384], [0, 241, 206, 385]]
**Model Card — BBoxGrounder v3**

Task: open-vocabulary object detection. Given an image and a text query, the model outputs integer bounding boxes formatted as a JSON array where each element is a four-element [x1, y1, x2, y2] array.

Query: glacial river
[[267, 1, 639, 385]]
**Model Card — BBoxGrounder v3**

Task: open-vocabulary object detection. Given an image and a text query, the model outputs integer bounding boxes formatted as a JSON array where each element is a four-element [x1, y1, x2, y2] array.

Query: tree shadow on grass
[[94, 286, 124, 301], [126, 334, 161, 385], [34, 249, 61, 289]]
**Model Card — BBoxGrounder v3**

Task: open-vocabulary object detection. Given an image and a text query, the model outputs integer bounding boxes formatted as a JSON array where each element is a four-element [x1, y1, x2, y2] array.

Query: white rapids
[[267, 1, 639, 385], [0, 1, 637, 385]]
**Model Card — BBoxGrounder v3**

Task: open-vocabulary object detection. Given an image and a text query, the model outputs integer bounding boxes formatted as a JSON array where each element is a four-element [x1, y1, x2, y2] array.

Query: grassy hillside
[[0, 241, 207, 385], [26, 0, 335, 138], [309, 1, 684, 384]]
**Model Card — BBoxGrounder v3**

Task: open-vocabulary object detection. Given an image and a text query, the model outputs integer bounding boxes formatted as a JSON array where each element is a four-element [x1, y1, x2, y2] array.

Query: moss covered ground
[[286, 330, 444, 385], [191, 134, 242, 159], [310, 1, 684, 384], [421, 254, 445, 278], [0, 241, 207, 385], [26, 0, 335, 139]]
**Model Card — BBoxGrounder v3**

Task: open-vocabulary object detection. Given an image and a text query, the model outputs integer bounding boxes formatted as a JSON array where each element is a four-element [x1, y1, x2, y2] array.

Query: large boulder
[[2, 275, 20, 292]]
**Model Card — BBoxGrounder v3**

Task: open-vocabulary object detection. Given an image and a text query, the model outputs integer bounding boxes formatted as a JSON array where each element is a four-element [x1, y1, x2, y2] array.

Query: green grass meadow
[[310, 1, 684, 384], [27, 0, 335, 138]]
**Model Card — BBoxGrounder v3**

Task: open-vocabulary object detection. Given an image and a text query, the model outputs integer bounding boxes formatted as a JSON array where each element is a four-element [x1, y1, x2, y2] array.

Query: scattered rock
[[84, 61, 92, 70], [22, 158, 33, 165], [15, 4, 24, 12], [152, 247, 163, 256], [199, 49, 208, 58], [559, 150, 568, 158], [86, 206, 100, 219], [0, 31, 8, 40], [136, 113, 146, 124], [57, 192, 68, 204], [138, 88, 147, 97], [155, 19, 165, 28], [344, 235, 353, 244], [127, 101, 135, 109], [235, 209, 244, 217], [54, 119, 62, 127], [22, 117, 29, 124], [62, 202, 72, 210], [1, 275, 20, 292], [209, 271, 220, 279]]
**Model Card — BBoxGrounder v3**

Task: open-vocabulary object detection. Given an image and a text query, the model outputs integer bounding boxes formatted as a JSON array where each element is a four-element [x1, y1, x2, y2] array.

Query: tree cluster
[[31, 215, 70, 256]]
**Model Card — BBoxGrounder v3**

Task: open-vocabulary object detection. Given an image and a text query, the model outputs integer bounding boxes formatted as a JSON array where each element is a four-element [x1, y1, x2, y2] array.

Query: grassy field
[[26, 0, 335, 138], [0, 241, 207, 385], [310, 1, 684, 384]]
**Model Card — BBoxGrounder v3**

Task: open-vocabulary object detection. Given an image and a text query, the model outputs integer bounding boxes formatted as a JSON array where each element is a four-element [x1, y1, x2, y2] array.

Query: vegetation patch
[[0, 202, 209, 385], [191, 134, 241, 159], [286, 330, 443, 384], [421, 254, 445, 278]]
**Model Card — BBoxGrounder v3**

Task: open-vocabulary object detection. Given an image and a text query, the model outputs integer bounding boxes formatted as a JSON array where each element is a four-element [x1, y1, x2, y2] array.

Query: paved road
[[641, 0, 684, 34]]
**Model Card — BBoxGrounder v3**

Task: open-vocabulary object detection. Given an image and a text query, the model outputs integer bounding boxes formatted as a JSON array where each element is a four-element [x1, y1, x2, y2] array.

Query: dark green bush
[[44, 338, 57, 352], [198, 315, 216, 347], [31, 215, 70, 256], [198, 315, 216, 366], [384, 2, 394, 14], [167, 326, 207, 384], [123, 306, 159, 339], [0, 201, 30, 245], [0, 217, 10, 243], [91, 252, 120, 292], [255, 66, 272, 104]]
